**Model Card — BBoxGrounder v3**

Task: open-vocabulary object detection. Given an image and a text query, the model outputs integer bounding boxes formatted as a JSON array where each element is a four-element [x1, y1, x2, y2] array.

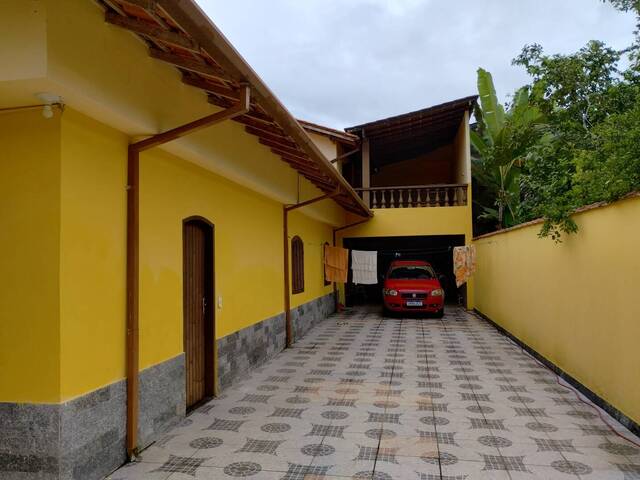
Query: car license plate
[[406, 300, 423, 307]]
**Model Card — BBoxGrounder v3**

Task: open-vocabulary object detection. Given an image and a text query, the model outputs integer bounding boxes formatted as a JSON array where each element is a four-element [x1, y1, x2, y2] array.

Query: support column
[[361, 137, 370, 207]]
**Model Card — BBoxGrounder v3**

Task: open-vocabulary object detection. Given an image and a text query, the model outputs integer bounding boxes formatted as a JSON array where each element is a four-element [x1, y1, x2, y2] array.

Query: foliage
[[472, 7, 640, 241], [470, 69, 547, 229]]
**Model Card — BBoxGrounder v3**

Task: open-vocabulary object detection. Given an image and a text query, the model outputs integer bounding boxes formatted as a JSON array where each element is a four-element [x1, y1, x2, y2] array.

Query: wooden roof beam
[[273, 151, 322, 172], [245, 126, 297, 149], [117, 0, 174, 31], [132, 84, 250, 151], [259, 138, 307, 158], [360, 112, 466, 137], [102, 0, 127, 16], [182, 74, 238, 99], [233, 116, 286, 136], [106, 11, 199, 52], [149, 48, 227, 80], [207, 95, 274, 123], [119, 0, 156, 9]]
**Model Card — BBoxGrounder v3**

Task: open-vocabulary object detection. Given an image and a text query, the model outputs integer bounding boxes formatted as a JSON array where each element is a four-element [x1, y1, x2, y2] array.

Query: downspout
[[125, 85, 250, 460], [283, 191, 340, 347]]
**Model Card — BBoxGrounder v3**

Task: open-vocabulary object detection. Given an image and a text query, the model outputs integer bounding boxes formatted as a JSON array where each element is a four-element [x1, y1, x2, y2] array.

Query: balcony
[[355, 183, 468, 209]]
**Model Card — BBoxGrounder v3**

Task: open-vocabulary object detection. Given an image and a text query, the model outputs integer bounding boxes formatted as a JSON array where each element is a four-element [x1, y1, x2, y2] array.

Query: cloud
[[197, 0, 636, 128]]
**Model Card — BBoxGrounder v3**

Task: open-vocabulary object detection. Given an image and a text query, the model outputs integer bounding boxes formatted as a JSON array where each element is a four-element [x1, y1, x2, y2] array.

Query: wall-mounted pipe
[[125, 85, 250, 460], [282, 191, 339, 347]]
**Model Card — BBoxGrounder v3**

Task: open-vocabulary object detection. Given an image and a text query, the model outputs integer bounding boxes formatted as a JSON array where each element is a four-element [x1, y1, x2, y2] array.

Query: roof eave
[[154, 0, 372, 217]]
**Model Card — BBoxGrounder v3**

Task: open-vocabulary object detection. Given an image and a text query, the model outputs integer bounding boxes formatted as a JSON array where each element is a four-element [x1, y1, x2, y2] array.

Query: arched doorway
[[182, 217, 215, 409]]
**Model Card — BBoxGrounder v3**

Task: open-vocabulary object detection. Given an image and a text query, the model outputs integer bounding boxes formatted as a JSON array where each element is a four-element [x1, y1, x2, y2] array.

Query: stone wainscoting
[[217, 292, 336, 390], [217, 312, 286, 391], [0, 382, 126, 480], [291, 292, 336, 341], [0, 354, 185, 480], [1, 294, 334, 479], [137, 354, 185, 449]]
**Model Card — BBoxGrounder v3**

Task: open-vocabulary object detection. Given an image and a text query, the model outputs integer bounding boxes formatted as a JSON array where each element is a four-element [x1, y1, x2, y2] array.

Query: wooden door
[[183, 219, 214, 409]]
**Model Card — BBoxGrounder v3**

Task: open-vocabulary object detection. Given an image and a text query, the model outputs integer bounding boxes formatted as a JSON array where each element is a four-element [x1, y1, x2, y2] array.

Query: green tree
[[470, 68, 548, 229], [511, 40, 639, 240]]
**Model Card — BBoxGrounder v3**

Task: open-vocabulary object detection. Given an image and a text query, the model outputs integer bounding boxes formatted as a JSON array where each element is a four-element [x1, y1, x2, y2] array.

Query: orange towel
[[453, 245, 477, 287], [324, 245, 349, 283]]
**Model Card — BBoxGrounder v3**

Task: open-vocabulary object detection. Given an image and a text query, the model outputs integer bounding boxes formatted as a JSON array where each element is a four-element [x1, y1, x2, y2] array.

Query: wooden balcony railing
[[355, 184, 468, 209]]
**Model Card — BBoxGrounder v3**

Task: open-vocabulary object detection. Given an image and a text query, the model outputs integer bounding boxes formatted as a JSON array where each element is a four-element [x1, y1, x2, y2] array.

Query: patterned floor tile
[[109, 307, 640, 480]]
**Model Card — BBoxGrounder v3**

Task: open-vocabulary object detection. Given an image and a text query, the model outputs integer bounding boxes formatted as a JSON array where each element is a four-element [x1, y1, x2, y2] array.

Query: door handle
[[202, 297, 206, 316]]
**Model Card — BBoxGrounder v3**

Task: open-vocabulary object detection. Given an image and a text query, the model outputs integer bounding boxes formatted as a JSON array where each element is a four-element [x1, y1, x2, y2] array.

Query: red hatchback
[[382, 260, 445, 317]]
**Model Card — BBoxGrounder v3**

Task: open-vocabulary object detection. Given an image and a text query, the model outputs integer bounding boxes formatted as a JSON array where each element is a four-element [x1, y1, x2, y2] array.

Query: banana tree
[[471, 68, 548, 228]]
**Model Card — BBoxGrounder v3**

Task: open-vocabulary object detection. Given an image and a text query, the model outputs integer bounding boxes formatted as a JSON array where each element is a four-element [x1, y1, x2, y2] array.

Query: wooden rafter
[[182, 74, 237, 100], [207, 95, 273, 123], [105, 12, 199, 53], [119, 0, 155, 9], [233, 116, 286, 136], [245, 126, 297, 149], [259, 138, 308, 158], [275, 151, 323, 173], [149, 48, 227, 80]]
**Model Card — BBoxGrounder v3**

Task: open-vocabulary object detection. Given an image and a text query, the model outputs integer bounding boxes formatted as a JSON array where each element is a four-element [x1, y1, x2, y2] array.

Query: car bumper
[[383, 296, 444, 312]]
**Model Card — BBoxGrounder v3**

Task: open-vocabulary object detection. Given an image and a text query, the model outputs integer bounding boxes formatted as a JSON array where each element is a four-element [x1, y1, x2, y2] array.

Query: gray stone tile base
[[217, 292, 336, 390], [0, 382, 125, 480], [0, 354, 185, 480], [137, 353, 185, 449], [291, 291, 336, 341], [217, 312, 286, 391]]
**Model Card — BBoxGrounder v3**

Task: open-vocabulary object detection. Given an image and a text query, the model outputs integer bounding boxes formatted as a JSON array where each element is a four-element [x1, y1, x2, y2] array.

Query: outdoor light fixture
[[35, 92, 63, 119]]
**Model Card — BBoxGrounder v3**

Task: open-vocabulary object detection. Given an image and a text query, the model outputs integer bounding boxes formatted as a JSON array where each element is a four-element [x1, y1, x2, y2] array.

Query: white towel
[[351, 250, 378, 284]]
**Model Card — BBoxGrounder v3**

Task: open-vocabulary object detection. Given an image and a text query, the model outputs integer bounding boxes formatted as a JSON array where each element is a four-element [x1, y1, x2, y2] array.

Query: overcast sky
[[196, 0, 636, 129]]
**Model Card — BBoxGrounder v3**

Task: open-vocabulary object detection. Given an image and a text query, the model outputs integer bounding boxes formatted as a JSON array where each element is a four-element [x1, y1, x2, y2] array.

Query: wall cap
[[473, 191, 640, 241]]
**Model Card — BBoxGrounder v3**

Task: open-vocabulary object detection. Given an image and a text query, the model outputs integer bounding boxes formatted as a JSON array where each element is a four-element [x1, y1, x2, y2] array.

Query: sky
[[196, 0, 636, 129]]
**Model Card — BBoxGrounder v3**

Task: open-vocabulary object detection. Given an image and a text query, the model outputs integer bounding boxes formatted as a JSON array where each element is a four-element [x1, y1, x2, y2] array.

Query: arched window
[[291, 236, 304, 294], [323, 242, 331, 286]]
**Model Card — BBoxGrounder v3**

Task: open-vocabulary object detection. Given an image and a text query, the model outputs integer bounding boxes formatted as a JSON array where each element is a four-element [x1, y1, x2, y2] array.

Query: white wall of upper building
[[0, 0, 345, 225], [306, 131, 338, 163]]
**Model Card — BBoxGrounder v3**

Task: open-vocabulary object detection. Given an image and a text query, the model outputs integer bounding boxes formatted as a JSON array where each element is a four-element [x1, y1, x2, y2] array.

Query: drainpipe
[[283, 191, 340, 347], [125, 85, 250, 460]]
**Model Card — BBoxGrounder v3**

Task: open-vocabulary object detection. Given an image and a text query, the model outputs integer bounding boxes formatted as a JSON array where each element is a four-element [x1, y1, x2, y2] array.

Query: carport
[[342, 235, 465, 308]]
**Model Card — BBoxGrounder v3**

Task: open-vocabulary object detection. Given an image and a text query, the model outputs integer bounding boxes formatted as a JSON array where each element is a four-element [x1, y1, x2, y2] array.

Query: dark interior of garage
[[342, 235, 466, 308]]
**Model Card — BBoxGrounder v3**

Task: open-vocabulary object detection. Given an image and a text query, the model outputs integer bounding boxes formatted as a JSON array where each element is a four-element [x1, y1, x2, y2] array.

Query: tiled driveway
[[110, 307, 640, 480]]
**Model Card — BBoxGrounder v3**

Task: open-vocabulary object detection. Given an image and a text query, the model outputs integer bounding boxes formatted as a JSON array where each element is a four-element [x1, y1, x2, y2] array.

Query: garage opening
[[343, 235, 466, 309]]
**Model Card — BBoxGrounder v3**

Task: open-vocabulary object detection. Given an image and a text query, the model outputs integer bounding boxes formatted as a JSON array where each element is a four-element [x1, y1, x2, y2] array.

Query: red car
[[382, 260, 445, 317]]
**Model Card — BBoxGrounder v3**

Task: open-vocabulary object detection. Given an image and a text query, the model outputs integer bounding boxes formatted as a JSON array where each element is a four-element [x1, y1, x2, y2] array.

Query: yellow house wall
[[58, 109, 127, 400], [0, 109, 62, 403], [138, 148, 285, 369], [0, 105, 344, 403], [473, 195, 640, 425], [288, 210, 335, 308], [0, 1, 47, 82]]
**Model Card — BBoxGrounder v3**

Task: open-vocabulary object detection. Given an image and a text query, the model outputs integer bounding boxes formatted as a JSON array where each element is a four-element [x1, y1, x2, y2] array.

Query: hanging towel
[[324, 245, 349, 283], [453, 245, 477, 287], [351, 250, 378, 285]]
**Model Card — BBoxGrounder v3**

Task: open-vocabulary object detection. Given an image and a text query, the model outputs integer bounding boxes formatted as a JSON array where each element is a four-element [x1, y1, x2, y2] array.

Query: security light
[[35, 92, 63, 119]]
